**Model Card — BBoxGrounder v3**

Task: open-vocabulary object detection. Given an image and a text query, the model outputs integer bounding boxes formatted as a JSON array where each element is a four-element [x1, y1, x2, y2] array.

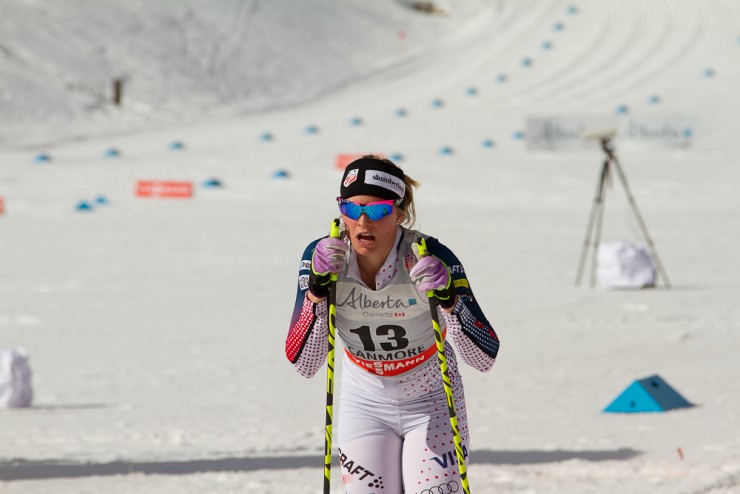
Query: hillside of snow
[[0, 0, 486, 147]]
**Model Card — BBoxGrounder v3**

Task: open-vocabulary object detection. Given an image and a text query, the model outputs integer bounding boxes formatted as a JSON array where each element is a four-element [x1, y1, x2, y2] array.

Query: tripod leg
[[576, 159, 609, 286], [590, 169, 609, 288], [611, 157, 671, 288]]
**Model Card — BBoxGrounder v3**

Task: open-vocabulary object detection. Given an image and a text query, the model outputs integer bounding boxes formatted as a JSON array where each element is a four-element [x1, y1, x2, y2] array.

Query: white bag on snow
[[0, 348, 33, 408], [597, 240, 656, 289]]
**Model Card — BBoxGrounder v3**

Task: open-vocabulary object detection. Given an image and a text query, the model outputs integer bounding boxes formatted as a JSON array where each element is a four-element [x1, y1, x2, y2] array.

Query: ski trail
[[208, 0, 259, 101], [684, 469, 740, 494], [555, 0, 710, 112], [336, 0, 570, 143], [523, 0, 648, 111], [363, 0, 713, 147], [471, 0, 649, 116]]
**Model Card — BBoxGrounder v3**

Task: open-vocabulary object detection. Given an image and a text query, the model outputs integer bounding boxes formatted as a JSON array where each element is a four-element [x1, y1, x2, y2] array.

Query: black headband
[[339, 157, 406, 200]]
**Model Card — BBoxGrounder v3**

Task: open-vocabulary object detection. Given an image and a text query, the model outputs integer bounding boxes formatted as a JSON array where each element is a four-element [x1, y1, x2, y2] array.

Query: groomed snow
[[1, 1, 740, 493]]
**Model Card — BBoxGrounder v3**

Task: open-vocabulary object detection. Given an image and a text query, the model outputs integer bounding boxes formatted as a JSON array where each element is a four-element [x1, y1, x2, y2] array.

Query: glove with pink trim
[[409, 254, 456, 309], [308, 237, 348, 298]]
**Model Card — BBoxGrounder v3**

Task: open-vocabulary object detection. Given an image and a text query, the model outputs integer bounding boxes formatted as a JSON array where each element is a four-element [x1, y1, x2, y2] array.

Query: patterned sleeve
[[426, 237, 500, 372], [285, 239, 330, 378]]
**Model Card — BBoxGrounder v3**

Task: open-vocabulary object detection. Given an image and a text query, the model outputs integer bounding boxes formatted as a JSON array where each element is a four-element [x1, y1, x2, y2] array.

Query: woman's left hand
[[409, 256, 456, 309]]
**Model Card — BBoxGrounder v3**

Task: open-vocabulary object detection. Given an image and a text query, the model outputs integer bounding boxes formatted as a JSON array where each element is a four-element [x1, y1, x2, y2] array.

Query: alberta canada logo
[[343, 168, 359, 187], [338, 287, 413, 310]]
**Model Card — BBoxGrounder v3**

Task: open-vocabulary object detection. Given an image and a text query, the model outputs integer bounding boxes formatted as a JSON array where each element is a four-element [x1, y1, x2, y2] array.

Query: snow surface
[[1, 1, 740, 492]]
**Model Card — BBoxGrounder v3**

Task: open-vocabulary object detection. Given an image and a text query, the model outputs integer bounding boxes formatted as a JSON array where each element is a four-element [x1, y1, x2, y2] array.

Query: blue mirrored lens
[[365, 204, 392, 220], [338, 200, 393, 221], [338, 201, 361, 219]]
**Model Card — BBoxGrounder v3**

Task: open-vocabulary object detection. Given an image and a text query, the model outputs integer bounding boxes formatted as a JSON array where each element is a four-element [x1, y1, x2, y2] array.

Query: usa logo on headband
[[343, 168, 359, 187]]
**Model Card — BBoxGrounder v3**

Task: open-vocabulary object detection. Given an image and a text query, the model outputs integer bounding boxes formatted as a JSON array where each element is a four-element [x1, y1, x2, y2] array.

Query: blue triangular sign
[[604, 374, 694, 413], [75, 200, 93, 211]]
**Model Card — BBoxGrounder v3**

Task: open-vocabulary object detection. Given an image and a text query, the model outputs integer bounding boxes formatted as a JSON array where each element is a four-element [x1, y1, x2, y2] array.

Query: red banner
[[344, 330, 445, 376], [135, 181, 193, 198], [335, 153, 386, 170], [0, 197, 4, 215]]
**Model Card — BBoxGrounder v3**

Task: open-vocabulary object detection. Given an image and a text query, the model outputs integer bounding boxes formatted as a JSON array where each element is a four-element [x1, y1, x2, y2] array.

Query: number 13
[[349, 325, 409, 351]]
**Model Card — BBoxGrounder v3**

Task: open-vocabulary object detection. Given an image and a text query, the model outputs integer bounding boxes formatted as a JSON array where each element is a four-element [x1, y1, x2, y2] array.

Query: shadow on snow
[[0, 449, 641, 481]]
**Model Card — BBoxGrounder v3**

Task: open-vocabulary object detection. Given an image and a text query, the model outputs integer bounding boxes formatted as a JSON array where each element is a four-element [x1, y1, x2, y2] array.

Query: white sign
[[0, 348, 33, 408], [526, 116, 694, 151]]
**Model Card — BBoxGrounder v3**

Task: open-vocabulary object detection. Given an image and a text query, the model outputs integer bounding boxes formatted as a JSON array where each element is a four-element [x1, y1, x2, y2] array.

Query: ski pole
[[417, 237, 471, 494], [324, 218, 341, 494]]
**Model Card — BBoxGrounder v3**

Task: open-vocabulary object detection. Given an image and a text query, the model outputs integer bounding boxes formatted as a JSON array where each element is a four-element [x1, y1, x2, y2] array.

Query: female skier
[[285, 156, 500, 494]]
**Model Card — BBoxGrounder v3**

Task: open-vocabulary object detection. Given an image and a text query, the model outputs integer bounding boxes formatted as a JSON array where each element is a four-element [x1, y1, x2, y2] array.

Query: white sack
[[597, 240, 656, 289], [0, 348, 33, 408]]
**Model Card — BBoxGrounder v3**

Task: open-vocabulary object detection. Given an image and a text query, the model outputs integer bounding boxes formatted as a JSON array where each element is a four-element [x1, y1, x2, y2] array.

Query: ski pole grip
[[417, 237, 428, 258], [329, 218, 341, 282], [416, 238, 437, 298], [330, 218, 341, 239]]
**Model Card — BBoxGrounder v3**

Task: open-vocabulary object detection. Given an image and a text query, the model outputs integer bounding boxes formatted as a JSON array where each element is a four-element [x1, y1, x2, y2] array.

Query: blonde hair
[[361, 155, 419, 228], [398, 173, 420, 227]]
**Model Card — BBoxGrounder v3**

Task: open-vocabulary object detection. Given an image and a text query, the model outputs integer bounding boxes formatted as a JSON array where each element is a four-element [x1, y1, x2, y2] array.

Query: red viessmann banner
[[135, 181, 193, 198], [335, 153, 386, 170]]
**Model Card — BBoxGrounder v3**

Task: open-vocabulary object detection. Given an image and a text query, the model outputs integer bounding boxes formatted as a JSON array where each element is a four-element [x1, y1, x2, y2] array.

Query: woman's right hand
[[308, 237, 348, 299]]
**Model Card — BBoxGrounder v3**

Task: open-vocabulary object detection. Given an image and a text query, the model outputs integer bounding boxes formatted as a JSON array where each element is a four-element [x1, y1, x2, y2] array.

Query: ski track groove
[[558, 0, 710, 113], [368, 0, 619, 143], [499, 0, 649, 113], [363, 0, 713, 149], [388, 0, 620, 143], [210, 0, 258, 101], [474, 0, 708, 116], [535, 0, 649, 110], [485, 0, 626, 113], [684, 469, 740, 494], [510, 2, 617, 109], [365, 0, 577, 145]]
